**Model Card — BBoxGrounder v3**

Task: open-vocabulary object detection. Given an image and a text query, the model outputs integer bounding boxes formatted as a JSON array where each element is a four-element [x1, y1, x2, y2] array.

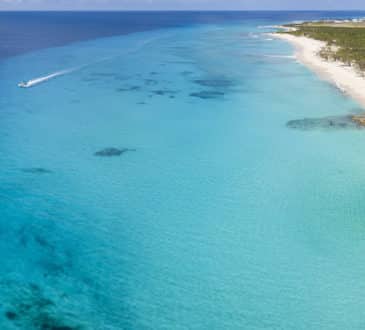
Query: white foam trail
[[18, 38, 156, 88], [18, 69, 73, 88], [18, 34, 164, 89]]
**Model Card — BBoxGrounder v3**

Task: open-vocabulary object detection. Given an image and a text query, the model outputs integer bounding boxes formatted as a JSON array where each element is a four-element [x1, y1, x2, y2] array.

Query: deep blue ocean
[[2, 11, 365, 330]]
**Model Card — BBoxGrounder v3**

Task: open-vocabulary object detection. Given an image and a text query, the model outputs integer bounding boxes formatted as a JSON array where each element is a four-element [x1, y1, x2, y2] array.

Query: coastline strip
[[270, 33, 365, 109]]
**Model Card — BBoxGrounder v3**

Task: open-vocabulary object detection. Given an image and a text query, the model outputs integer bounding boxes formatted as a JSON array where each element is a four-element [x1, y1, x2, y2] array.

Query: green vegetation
[[283, 22, 365, 71]]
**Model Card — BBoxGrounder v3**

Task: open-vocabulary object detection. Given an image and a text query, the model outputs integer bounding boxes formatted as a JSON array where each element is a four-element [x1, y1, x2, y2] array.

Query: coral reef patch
[[190, 91, 225, 99], [286, 115, 364, 130], [22, 168, 53, 174], [94, 148, 136, 157], [193, 78, 234, 88], [2, 282, 83, 330]]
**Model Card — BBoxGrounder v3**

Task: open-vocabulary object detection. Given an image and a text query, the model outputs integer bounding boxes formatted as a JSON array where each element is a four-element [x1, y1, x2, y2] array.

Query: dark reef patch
[[4, 283, 83, 330], [151, 89, 179, 97], [286, 115, 363, 130], [190, 91, 225, 100], [34, 234, 55, 252], [22, 168, 52, 174], [113, 75, 129, 81], [5, 311, 18, 320], [193, 78, 234, 88], [94, 147, 136, 157], [144, 79, 158, 86], [16, 224, 74, 279], [116, 86, 141, 92], [40, 259, 67, 277], [18, 226, 29, 247]]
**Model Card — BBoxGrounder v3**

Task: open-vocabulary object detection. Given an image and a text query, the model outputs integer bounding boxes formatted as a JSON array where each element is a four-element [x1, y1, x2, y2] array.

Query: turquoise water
[[2, 17, 365, 329]]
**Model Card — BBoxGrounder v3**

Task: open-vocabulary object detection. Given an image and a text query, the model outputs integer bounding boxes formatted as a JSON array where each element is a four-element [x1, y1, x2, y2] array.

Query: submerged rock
[[22, 168, 52, 174], [190, 91, 225, 99], [94, 148, 136, 157], [287, 115, 363, 130]]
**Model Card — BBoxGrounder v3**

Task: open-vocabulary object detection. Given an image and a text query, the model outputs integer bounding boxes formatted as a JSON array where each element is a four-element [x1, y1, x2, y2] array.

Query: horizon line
[[1, 9, 365, 12]]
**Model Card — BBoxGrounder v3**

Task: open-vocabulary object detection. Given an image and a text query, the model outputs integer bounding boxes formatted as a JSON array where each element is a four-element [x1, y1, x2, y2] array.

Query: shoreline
[[271, 32, 365, 112]]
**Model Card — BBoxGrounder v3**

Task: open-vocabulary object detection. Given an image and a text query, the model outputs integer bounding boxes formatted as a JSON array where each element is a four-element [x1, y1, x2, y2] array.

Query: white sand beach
[[272, 33, 365, 109]]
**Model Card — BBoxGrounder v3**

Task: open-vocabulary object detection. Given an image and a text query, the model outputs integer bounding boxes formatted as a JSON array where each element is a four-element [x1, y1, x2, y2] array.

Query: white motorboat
[[18, 81, 30, 88]]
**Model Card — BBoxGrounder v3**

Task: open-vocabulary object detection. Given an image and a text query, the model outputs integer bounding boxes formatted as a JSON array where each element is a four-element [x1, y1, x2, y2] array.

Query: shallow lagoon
[[2, 13, 365, 329]]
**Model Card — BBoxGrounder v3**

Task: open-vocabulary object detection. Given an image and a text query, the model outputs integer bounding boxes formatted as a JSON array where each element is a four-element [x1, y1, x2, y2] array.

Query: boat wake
[[18, 69, 72, 88], [17, 35, 161, 89]]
